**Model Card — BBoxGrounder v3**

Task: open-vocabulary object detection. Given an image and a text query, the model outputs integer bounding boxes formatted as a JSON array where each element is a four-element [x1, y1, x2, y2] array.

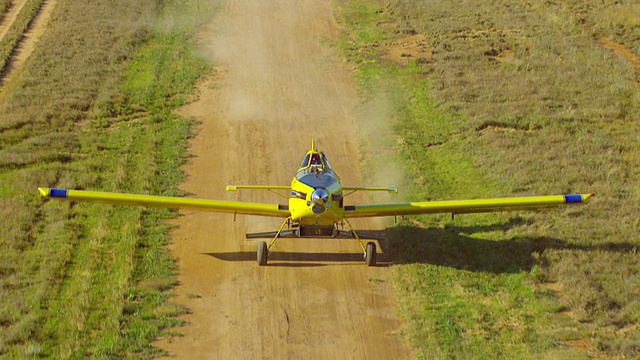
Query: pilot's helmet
[[311, 154, 321, 165]]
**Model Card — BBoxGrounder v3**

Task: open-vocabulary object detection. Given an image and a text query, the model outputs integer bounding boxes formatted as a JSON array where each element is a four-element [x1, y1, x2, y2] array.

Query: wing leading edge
[[343, 193, 594, 218], [38, 188, 290, 218]]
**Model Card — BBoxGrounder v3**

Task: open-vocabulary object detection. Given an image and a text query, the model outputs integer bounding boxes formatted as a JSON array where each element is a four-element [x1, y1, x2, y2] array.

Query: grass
[[0, 0, 216, 357], [336, 0, 639, 358], [0, 0, 43, 76], [0, 1, 11, 18], [392, 264, 575, 359], [1, 0, 636, 357]]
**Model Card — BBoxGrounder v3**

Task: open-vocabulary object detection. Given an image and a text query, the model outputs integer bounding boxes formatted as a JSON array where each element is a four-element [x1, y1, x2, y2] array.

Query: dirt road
[[155, 1, 411, 358]]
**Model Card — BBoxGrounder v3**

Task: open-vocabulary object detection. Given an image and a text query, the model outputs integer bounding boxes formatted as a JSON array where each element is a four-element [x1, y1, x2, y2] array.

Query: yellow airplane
[[39, 139, 594, 266]]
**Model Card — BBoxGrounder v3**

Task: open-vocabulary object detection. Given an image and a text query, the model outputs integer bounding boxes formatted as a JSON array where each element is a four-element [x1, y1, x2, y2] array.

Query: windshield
[[310, 153, 322, 165], [300, 154, 310, 168], [321, 152, 331, 169], [298, 150, 334, 173]]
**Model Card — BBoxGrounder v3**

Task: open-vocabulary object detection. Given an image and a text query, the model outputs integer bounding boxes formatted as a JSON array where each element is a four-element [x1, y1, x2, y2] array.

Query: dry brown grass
[[339, 0, 639, 357], [0, 0, 44, 78], [0, 0, 12, 19], [0, 0, 213, 355], [0, 0, 182, 357]]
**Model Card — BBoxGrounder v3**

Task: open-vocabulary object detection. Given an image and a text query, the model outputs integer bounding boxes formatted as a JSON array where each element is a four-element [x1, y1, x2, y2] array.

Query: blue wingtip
[[49, 188, 68, 198], [563, 194, 583, 204]]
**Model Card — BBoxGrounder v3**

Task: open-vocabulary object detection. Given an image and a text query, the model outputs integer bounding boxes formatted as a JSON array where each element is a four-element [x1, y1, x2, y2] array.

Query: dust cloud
[[356, 88, 407, 203], [158, 1, 412, 358]]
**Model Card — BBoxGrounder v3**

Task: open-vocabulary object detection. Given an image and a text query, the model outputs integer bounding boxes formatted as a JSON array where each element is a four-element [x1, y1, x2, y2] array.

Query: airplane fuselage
[[290, 166, 343, 226], [288, 145, 345, 231]]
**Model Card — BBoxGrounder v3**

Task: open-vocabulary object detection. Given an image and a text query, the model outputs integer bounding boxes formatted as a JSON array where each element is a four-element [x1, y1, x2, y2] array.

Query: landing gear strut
[[343, 217, 377, 267], [256, 217, 291, 266]]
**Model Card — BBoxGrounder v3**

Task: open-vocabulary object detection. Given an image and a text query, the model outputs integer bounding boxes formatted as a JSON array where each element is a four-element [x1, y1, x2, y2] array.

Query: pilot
[[310, 154, 321, 166]]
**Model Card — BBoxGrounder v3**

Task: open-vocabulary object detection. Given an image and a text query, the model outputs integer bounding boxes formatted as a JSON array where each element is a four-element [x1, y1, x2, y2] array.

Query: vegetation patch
[[0, 0, 216, 357], [475, 121, 541, 133], [336, 0, 639, 358], [0, 0, 12, 18], [0, 0, 43, 76]]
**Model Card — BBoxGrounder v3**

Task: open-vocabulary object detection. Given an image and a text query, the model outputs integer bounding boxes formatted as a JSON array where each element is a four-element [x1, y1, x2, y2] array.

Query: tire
[[365, 241, 377, 266], [257, 241, 268, 266]]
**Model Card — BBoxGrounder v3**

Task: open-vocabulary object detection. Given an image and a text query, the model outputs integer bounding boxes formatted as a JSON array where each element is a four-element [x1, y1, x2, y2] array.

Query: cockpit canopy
[[299, 151, 332, 172], [294, 142, 342, 201]]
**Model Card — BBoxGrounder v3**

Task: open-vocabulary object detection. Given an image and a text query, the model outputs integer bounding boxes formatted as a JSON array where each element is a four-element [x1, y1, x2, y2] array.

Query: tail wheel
[[257, 241, 268, 266], [365, 241, 377, 266]]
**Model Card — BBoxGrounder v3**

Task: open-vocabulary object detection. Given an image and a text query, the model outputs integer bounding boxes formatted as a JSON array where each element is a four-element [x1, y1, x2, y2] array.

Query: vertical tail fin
[[311, 138, 316, 151]]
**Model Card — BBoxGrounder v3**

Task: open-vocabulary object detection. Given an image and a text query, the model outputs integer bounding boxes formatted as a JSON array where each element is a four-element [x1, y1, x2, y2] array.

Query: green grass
[[0, 0, 217, 357], [0, 0, 43, 76], [0, 0, 11, 18], [336, 0, 640, 358], [392, 265, 580, 359]]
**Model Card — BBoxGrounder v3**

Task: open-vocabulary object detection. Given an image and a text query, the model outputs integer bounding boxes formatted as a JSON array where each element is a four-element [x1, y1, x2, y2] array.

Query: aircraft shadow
[[203, 221, 637, 271], [205, 251, 393, 267], [382, 221, 638, 274]]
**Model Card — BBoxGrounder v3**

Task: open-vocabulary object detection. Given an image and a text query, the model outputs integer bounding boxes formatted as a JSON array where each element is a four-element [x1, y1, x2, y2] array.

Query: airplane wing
[[342, 186, 398, 193], [225, 185, 290, 191], [38, 188, 291, 218], [343, 193, 594, 218]]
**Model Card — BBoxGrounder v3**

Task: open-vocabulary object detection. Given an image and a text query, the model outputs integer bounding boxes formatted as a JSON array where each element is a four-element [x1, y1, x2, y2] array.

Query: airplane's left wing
[[343, 193, 594, 218], [342, 186, 398, 193], [38, 188, 291, 218]]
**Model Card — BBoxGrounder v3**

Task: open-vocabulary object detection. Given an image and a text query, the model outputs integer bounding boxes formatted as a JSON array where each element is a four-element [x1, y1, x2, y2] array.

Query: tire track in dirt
[[572, 10, 640, 77], [154, 0, 411, 358], [0, 0, 56, 91], [597, 36, 640, 71], [0, 0, 29, 40]]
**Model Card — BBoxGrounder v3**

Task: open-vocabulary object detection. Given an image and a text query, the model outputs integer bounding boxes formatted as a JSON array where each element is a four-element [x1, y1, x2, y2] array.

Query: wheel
[[365, 241, 377, 266], [257, 241, 268, 266]]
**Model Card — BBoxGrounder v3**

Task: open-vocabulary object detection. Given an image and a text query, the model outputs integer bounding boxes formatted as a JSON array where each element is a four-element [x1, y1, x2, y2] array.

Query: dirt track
[[0, 0, 57, 91], [154, 0, 411, 358]]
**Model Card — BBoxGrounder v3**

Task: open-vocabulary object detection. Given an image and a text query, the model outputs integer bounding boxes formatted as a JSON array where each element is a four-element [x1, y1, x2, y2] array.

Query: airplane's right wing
[[225, 185, 290, 191], [38, 188, 291, 218]]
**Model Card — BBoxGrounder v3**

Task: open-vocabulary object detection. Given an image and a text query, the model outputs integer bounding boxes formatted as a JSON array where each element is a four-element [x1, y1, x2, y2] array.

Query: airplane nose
[[311, 188, 329, 206]]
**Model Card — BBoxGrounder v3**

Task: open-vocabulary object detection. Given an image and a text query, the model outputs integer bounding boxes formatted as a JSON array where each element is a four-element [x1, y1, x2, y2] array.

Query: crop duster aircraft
[[39, 140, 594, 266]]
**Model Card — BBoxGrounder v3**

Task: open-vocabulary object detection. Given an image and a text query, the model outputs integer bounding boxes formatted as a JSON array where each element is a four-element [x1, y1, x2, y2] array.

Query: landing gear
[[257, 241, 268, 266], [365, 241, 377, 266], [255, 217, 292, 266], [342, 217, 377, 267], [252, 217, 380, 266]]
